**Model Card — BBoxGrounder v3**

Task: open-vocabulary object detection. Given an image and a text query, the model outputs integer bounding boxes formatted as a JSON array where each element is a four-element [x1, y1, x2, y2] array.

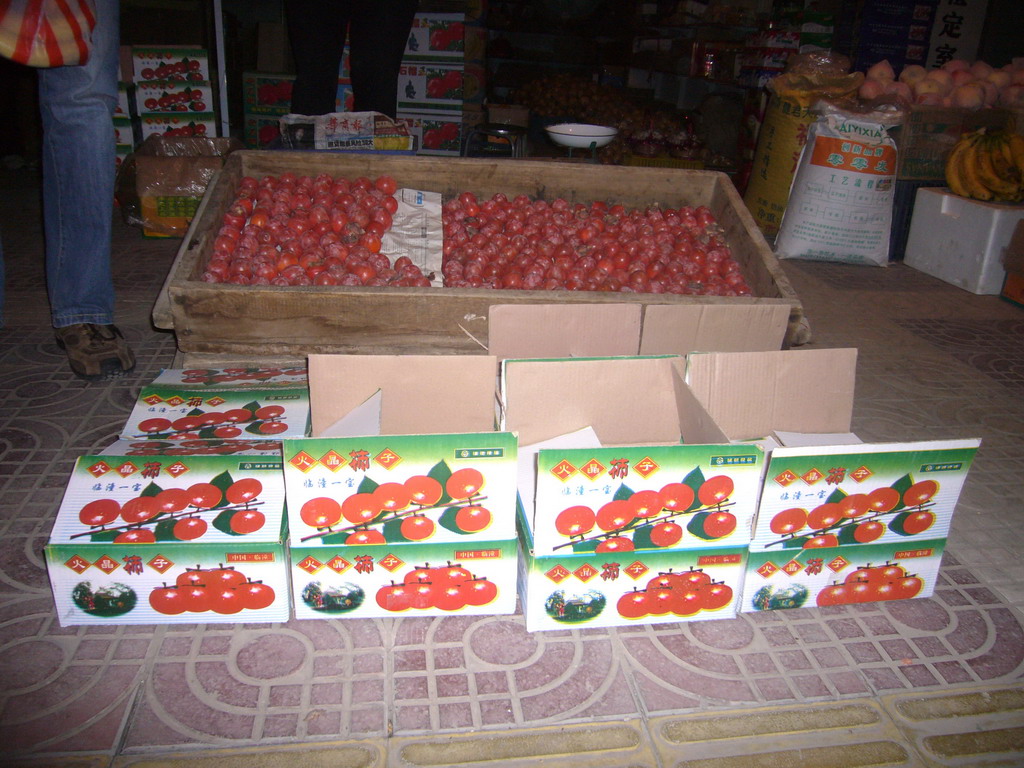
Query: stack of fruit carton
[[131, 46, 217, 142]]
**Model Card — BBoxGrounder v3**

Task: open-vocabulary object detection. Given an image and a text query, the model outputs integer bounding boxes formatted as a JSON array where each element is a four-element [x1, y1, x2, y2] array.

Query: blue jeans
[[37, 0, 120, 328]]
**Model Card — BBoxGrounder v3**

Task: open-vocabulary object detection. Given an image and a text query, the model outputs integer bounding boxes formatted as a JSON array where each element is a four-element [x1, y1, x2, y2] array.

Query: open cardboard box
[[283, 354, 519, 619], [503, 347, 980, 629], [675, 348, 980, 615]]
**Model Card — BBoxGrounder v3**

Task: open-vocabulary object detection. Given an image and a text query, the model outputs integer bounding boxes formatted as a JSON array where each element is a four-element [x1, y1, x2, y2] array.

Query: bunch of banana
[[945, 127, 1024, 203]]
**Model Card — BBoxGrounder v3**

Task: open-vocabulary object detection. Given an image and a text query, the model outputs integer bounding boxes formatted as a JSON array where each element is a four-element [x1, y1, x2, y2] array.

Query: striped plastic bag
[[0, 0, 95, 67]]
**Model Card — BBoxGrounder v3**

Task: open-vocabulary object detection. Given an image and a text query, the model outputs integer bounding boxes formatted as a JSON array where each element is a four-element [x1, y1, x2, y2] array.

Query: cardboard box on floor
[[45, 452, 291, 626], [503, 347, 980, 629], [675, 348, 980, 614], [284, 354, 519, 620]]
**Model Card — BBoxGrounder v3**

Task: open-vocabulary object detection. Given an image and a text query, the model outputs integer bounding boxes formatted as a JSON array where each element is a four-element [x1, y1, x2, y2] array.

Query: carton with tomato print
[[396, 111, 463, 155], [45, 452, 290, 626], [749, 440, 980, 553], [404, 13, 466, 62], [397, 63, 464, 112], [741, 537, 946, 612], [121, 365, 310, 442], [283, 431, 519, 618], [139, 112, 217, 140], [519, 502, 747, 631], [132, 45, 210, 83], [242, 72, 295, 116], [136, 80, 214, 114]]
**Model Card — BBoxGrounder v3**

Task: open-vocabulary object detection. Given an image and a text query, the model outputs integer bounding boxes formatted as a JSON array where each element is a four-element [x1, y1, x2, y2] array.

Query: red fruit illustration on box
[[136, 401, 291, 440], [816, 560, 924, 606], [297, 460, 494, 545], [615, 568, 734, 620], [149, 564, 276, 615], [374, 561, 498, 612], [551, 467, 738, 553], [768, 474, 942, 549], [73, 473, 268, 543]]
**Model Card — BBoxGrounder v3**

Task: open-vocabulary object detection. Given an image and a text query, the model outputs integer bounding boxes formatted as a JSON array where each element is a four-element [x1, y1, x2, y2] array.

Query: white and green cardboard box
[[121, 365, 310, 442], [282, 354, 520, 619], [742, 538, 947, 612], [45, 452, 289, 626]]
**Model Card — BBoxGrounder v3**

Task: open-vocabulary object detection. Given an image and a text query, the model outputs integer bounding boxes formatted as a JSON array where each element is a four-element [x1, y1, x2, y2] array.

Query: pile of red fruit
[[300, 467, 489, 544], [375, 562, 498, 612], [441, 193, 752, 295], [554, 475, 737, 552], [78, 477, 266, 542], [616, 568, 733, 619], [137, 404, 289, 439], [816, 562, 924, 606], [149, 565, 276, 615], [202, 172, 431, 287]]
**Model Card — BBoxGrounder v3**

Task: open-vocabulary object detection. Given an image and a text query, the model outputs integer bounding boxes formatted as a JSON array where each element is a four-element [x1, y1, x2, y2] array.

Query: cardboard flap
[[1004, 219, 1024, 274], [487, 304, 642, 359], [309, 354, 498, 437], [639, 304, 789, 356], [670, 358, 730, 444], [686, 348, 857, 441], [502, 356, 683, 447], [319, 389, 382, 437]]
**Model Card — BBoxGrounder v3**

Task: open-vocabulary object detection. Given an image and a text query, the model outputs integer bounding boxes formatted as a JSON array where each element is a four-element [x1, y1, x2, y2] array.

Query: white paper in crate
[[775, 103, 904, 267]]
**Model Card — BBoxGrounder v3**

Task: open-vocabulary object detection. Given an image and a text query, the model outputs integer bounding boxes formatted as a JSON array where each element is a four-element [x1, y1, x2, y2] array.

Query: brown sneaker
[[55, 323, 136, 380]]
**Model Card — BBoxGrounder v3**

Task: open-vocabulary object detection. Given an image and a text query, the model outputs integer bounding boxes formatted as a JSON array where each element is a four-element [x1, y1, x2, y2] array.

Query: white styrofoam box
[[904, 187, 1024, 295]]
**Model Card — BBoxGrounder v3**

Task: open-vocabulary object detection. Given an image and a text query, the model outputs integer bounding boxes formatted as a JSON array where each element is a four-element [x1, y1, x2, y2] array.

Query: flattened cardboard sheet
[[639, 304, 789, 356], [487, 304, 642, 360], [501, 356, 684, 447], [309, 354, 498, 437], [685, 348, 857, 441]]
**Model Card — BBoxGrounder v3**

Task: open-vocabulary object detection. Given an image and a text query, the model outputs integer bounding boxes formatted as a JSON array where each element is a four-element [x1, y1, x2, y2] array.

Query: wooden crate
[[156, 151, 808, 356]]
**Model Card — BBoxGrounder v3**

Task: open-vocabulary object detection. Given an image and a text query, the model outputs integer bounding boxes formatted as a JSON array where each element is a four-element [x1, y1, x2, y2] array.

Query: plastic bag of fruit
[[774, 99, 907, 266]]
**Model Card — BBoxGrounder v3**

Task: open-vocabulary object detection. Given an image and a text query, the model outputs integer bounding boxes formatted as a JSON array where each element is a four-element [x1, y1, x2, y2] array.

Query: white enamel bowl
[[545, 123, 618, 149]]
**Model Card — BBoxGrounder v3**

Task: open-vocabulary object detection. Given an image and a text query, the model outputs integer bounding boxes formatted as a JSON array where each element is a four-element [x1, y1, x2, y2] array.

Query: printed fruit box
[[531, 444, 764, 556], [139, 112, 217, 140], [750, 440, 980, 553], [103, 438, 283, 457], [132, 46, 210, 83], [281, 433, 518, 548], [291, 538, 517, 619], [397, 63, 464, 112], [242, 72, 294, 116], [404, 13, 466, 62], [121, 365, 310, 442], [45, 453, 289, 626], [396, 110, 464, 155], [519, 502, 747, 631], [740, 538, 946, 613], [156, 151, 805, 357], [136, 80, 213, 114]]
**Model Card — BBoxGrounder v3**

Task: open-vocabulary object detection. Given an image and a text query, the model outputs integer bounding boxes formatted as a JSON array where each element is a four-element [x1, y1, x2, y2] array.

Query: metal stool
[[462, 123, 528, 158]]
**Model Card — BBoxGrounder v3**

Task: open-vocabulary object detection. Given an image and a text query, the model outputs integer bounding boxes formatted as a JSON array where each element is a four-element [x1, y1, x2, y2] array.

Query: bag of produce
[[774, 99, 907, 266]]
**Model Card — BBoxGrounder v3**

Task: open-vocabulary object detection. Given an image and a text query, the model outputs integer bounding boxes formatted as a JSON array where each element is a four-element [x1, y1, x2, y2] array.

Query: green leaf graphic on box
[[571, 538, 600, 553], [154, 517, 180, 541], [382, 517, 412, 542], [613, 483, 634, 502], [209, 471, 235, 508], [836, 521, 864, 545], [826, 487, 846, 504], [631, 524, 656, 550], [782, 534, 812, 549], [686, 511, 718, 540], [89, 529, 121, 542], [212, 508, 242, 535], [682, 466, 705, 511], [139, 481, 164, 498], [428, 460, 455, 504], [888, 510, 927, 536], [319, 530, 351, 545], [199, 426, 221, 439], [439, 505, 472, 535], [891, 474, 913, 511], [357, 476, 380, 494]]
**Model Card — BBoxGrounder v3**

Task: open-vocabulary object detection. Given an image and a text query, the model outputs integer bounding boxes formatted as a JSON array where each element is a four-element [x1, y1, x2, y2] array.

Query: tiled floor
[[2, 164, 1024, 766]]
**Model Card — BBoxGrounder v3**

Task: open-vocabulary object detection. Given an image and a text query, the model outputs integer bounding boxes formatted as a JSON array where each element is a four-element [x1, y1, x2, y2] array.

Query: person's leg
[[348, 0, 419, 118], [285, 0, 350, 115], [38, 0, 133, 378], [38, 0, 118, 327]]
